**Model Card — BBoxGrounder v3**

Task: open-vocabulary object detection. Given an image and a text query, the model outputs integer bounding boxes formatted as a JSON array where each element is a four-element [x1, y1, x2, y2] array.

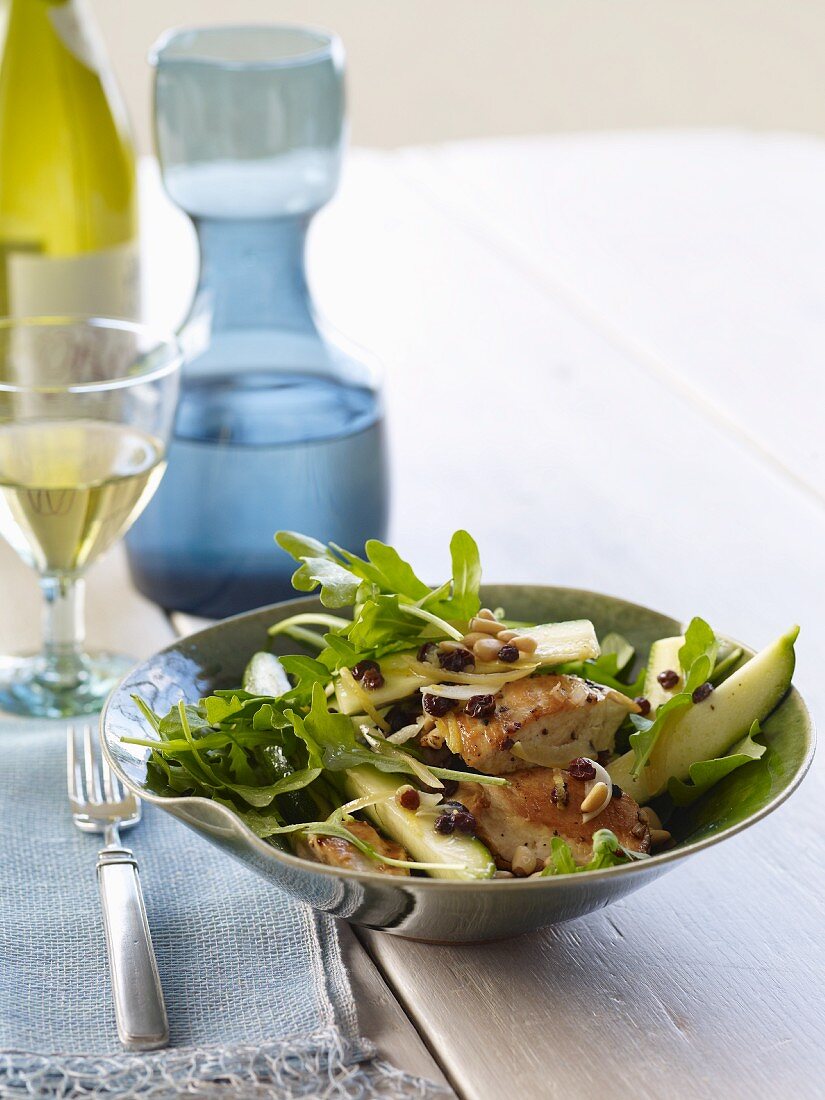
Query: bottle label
[[5, 241, 141, 319]]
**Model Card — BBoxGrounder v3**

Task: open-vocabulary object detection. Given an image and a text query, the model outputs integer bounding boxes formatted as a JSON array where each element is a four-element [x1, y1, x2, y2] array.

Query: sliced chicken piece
[[456, 766, 650, 868], [438, 674, 638, 775], [295, 819, 409, 876]]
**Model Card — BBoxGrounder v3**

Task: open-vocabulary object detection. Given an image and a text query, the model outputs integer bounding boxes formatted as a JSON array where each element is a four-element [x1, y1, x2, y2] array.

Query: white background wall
[[92, 0, 825, 153]]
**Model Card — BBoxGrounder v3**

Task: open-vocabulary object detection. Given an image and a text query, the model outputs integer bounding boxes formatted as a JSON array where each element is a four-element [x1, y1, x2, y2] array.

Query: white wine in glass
[[0, 318, 180, 717], [0, 420, 165, 574]]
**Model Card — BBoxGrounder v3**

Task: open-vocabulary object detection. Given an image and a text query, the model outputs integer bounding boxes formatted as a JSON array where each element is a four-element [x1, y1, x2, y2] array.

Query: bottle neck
[[189, 215, 316, 333]]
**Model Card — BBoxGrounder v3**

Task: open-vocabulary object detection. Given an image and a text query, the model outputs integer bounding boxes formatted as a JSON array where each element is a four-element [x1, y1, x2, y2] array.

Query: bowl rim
[[101, 588, 816, 890]]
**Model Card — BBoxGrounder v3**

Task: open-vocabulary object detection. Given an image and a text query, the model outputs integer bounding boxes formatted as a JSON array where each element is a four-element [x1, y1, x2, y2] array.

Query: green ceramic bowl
[[101, 587, 814, 943]]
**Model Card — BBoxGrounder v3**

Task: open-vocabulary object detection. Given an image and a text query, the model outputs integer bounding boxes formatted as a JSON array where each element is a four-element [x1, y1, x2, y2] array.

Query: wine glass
[[0, 317, 181, 717]]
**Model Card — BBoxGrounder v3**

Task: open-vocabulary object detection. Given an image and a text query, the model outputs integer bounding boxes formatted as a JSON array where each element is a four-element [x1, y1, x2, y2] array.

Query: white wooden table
[[5, 131, 823, 1098]]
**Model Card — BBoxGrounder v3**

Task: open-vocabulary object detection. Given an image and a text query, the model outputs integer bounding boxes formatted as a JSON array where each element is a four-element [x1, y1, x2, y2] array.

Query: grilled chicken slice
[[438, 674, 638, 775], [294, 819, 410, 876], [456, 766, 650, 868]]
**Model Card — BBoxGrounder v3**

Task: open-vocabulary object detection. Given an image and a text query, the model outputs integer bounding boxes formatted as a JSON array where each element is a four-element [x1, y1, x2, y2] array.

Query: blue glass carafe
[[126, 26, 388, 618]]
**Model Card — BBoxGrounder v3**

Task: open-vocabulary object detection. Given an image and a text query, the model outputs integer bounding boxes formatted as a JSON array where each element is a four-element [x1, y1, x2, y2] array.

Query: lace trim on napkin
[[0, 1028, 453, 1099]]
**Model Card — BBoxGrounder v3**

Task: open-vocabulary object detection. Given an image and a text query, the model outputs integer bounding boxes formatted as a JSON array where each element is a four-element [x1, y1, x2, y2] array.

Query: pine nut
[[638, 805, 662, 830], [513, 635, 538, 654], [493, 869, 514, 879], [473, 636, 503, 661], [511, 845, 537, 876], [498, 629, 518, 642], [580, 781, 609, 813], [462, 631, 487, 648], [649, 828, 672, 847], [440, 640, 470, 653], [470, 616, 506, 636], [477, 608, 497, 621]]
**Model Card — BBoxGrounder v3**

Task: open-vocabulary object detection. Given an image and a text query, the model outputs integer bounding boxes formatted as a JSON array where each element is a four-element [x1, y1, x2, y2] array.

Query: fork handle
[[97, 847, 169, 1051]]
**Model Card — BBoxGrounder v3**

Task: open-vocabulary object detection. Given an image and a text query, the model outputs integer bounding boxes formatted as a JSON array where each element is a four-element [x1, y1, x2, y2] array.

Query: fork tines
[[66, 724, 130, 814]]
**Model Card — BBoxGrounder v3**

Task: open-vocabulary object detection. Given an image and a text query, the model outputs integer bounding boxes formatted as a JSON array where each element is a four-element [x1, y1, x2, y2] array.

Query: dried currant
[[465, 694, 496, 719], [434, 801, 476, 835], [657, 669, 680, 690], [691, 681, 714, 704], [438, 646, 475, 673], [567, 757, 597, 781], [422, 693, 455, 718], [351, 659, 380, 682], [361, 667, 385, 691]]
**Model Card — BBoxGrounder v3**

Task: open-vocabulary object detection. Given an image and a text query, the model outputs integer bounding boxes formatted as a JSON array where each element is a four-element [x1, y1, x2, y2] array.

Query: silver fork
[[67, 724, 169, 1051]]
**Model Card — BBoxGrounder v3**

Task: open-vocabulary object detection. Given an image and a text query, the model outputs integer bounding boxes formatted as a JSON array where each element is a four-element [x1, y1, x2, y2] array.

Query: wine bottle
[[0, 0, 139, 318]]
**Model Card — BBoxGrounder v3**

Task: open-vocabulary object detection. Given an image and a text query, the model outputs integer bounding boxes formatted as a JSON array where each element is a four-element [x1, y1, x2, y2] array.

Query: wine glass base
[[0, 652, 137, 718]]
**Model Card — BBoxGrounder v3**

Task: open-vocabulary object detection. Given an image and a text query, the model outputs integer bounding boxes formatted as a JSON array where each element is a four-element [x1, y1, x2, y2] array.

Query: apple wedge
[[608, 626, 797, 804]]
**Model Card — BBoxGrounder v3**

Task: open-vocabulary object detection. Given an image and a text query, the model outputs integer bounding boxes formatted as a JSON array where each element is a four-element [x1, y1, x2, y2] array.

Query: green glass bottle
[[0, 0, 139, 317]]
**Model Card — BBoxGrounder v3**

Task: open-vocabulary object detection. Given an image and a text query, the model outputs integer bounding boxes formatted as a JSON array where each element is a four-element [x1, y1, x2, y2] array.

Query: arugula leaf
[[278, 655, 333, 703], [268, 613, 350, 653], [542, 836, 578, 875], [136, 680, 324, 816], [541, 829, 636, 876], [582, 829, 626, 870], [359, 540, 431, 601], [276, 529, 484, 652], [203, 694, 249, 726], [557, 632, 644, 697], [667, 721, 766, 806], [679, 617, 718, 676], [347, 595, 420, 650], [422, 530, 482, 621], [317, 633, 365, 671], [293, 686, 365, 768], [630, 617, 718, 777], [275, 532, 363, 607], [218, 800, 287, 839], [628, 693, 691, 776], [295, 556, 362, 608], [275, 530, 331, 561]]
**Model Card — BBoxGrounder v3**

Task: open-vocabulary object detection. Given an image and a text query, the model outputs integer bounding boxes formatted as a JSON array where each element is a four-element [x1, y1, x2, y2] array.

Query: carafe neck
[[189, 215, 316, 332]]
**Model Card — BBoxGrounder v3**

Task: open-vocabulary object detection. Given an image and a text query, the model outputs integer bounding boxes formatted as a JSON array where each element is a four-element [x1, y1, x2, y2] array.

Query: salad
[[127, 531, 797, 880]]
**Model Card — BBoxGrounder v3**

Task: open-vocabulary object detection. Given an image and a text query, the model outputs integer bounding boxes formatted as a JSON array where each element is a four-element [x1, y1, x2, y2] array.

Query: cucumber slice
[[343, 765, 496, 880], [243, 652, 291, 697], [644, 636, 745, 712], [643, 636, 684, 713], [608, 627, 797, 803], [334, 653, 426, 715], [517, 620, 600, 664]]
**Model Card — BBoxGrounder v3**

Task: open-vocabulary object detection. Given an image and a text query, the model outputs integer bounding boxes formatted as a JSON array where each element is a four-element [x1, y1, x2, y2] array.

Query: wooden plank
[[396, 131, 825, 505], [146, 149, 825, 1097], [338, 923, 452, 1090]]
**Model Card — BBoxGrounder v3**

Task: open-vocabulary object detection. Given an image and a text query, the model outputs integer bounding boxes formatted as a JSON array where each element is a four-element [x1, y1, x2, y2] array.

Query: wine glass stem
[[39, 573, 86, 689]]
